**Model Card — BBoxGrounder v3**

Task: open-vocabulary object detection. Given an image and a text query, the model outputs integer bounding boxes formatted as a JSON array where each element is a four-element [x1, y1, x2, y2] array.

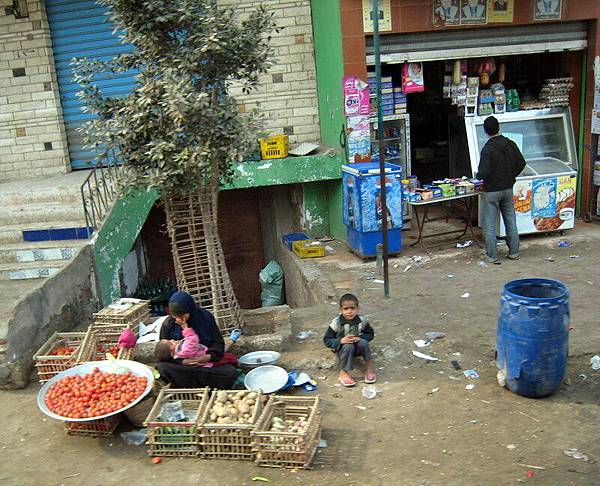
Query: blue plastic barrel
[[496, 278, 569, 398]]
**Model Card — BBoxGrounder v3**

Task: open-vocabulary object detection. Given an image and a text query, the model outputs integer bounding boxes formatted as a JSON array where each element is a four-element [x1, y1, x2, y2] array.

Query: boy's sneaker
[[507, 253, 520, 260], [482, 253, 501, 265]]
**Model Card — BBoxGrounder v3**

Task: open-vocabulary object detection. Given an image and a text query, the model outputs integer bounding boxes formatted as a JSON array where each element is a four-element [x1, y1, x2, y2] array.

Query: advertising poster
[[511, 179, 535, 234], [360, 174, 403, 232], [433, 0, 460, 26], [343, 76, 370, 117], [533, 176, 576, 232], [342, 173, 360, 230], [487, 0, 513, 22], [531, 178, 558, 218], [460, 0, 487, 25], [362, 0, 392, 33], [533, 0, 561, 21], [346, 115, 371, 163]]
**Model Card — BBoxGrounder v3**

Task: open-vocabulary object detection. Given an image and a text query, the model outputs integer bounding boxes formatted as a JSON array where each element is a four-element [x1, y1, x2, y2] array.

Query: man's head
[[483, 116, 500, 136], [339, 293, 359, 321], [155, 339, 177, 362]]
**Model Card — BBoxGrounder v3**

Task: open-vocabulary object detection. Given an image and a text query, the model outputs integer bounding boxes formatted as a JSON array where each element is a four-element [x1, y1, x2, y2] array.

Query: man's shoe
[[507, 253, 520, 260], [482, 254, 500, 265]]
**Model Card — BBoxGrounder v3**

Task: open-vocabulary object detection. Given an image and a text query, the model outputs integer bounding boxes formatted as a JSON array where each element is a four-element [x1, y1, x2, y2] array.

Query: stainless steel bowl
[[238, 350, 281, 369], [244, 365, 288, 394], [37, 360, 155, 422]]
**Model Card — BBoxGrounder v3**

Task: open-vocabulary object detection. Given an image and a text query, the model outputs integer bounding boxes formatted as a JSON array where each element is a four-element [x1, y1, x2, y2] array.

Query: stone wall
[[220, 0, 320, 144], [0, 0, 70, 181]]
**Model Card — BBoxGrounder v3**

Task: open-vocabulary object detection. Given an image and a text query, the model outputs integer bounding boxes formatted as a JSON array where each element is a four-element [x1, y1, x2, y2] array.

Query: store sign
[[533, 0, 562, 21], [362, 0, 391, 33], [487, 0, 514, 23]]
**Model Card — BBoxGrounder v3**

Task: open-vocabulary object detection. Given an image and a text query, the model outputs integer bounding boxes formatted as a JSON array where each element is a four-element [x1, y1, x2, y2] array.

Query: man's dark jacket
[[476, 135, 527, 192]]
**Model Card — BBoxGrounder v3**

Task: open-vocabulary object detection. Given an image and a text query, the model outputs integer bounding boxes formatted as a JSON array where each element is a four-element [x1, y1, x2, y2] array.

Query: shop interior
[[371, 50, 583, 186]]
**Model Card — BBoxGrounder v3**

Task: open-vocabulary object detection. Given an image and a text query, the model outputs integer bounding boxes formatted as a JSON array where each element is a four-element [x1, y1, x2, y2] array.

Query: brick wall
[[219, 0, 320, 144], [0, 0, 70, 181]]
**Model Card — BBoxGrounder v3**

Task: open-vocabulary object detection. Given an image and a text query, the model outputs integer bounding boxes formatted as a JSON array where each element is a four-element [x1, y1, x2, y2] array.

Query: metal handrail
[[80, 154, 123, 238]]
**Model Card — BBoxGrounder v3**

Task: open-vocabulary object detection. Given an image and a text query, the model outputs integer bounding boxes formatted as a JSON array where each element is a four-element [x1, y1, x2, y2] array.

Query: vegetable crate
[[34, 332, 87, 383], [64, 414, 121, 437], [292, 239, 325, 259], [258, 134, 289, 160], [92, 299, 150, 331], [199, 390, 264, 460], [144, 388, 209, 457], [78, 324, 135, 362], [252, 396, 321, 469]]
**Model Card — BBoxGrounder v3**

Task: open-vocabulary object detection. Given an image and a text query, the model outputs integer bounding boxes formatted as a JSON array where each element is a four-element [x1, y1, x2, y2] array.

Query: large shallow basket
[[34, 332, 86, 383], [252, 395, 321, 469], [199, 390, 264, 461], [144, 388, 210, 457]]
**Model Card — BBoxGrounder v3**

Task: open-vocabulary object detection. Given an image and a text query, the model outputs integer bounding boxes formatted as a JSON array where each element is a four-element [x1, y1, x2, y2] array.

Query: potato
[[228, 407, 239, 417], [245, 398, 255, 406], [210, 413, 217, 422], [237, 402, 250, 414], [247, 392, 257, 400]]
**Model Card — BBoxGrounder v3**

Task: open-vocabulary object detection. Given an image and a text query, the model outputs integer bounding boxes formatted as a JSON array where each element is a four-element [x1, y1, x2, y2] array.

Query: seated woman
[[157, 291, 238, 389]]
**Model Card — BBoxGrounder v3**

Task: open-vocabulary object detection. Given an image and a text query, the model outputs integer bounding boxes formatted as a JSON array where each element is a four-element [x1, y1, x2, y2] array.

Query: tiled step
[[0, 221, 90, 244], [0, 202, 85, 226], [0, 240, 86, 264], [0, 260, 64, 281]]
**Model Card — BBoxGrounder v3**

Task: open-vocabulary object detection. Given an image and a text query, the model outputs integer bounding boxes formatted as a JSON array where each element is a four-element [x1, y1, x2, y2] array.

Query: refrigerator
[[465, 108, 578, 235], [370, 114, 412, 227], [342, 162, 403, 258]]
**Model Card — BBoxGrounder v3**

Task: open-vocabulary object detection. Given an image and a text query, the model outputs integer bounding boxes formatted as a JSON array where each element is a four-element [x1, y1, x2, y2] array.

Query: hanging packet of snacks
[[402, 62, 425, 93]]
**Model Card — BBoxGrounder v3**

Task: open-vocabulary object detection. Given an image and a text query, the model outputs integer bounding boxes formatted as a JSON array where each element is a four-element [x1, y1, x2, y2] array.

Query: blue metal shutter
[[46, 0, 136, 169]]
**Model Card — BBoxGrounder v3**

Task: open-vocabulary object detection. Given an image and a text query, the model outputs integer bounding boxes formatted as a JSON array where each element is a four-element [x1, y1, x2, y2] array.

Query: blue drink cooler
[[342, 162, 403, 258], [496, 279, 569, 398]]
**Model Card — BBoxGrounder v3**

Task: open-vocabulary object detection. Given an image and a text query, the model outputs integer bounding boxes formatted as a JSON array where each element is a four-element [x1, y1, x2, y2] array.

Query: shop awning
[[366, 21, 587, 64]]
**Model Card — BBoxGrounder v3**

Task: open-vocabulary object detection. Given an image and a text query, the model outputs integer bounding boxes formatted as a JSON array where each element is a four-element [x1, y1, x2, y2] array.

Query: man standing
[[476, 116, 526, 264]]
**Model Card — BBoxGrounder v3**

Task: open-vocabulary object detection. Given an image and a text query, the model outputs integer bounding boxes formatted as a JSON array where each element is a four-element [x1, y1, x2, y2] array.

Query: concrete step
[[0, 201, 85, 226], [0, 240, 86, 264], [0, 259, 64, 281], [0, 221, 90, 244], [0, 170, 90, 206]]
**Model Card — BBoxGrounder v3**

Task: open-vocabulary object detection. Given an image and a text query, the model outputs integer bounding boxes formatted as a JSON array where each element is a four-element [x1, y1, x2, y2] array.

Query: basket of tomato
[[34, 332, 87, 383], [38, 360, 154, 436], [79, 324, 136, 362]]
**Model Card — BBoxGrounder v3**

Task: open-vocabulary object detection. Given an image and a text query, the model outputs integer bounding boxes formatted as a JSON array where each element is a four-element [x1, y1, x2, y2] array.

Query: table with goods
[[404, 176, 483, 253], [35, 299, 323, 469]]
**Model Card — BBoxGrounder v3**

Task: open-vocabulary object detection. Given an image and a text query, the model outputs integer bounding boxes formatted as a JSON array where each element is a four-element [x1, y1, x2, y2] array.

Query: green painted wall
[[328, 180, 345, 240], [302, 181, 330, 237], [94, 188, 158, 305]]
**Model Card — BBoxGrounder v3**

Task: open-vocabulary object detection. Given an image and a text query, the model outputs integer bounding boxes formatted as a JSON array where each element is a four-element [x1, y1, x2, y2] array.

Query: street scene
[[1, 1, 600, 485]]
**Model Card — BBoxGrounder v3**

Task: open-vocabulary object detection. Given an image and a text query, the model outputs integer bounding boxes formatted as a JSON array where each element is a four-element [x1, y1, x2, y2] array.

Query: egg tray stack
[[144, 388, 210, 457], [34, 332, 88, 383], [78, 323, 135, 362], [198, 389, 265, 460], [251, 395, 321, 469], [64, 415, 122, 437], [538, 77, 573, 108]]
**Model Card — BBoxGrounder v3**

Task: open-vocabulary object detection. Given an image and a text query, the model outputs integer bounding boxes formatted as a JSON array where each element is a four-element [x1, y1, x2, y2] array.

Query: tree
[[74, 0, 278, 330]]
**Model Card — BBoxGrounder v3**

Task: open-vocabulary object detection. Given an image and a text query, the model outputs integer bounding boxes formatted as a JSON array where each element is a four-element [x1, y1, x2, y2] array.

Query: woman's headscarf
[[167, 291, 214, 344]]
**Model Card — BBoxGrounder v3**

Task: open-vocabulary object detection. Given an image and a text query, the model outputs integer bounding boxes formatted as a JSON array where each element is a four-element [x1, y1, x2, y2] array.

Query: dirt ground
[[1, 221, 600, 486]]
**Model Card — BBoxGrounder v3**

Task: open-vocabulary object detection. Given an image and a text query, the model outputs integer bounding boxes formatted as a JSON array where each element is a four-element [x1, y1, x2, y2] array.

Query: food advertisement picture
[[531, 178, 557, 218], [533, 176, 576, 232]]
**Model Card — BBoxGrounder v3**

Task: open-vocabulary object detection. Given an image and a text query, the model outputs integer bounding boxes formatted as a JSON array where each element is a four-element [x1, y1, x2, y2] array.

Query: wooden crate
[[199, 390, 264, 460], [252, 396, 321, 469], [93, 299, 150, 330], [78, 324, 135, 362], [34, 332, 86, 383], [64, 414, 121, 437], [144, 388, 209, 457]]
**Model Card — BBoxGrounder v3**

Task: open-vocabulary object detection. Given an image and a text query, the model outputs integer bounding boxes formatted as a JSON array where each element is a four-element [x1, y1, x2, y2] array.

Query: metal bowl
[[37, 360, 155, 422], [238, 351, 281, 369], [244, 365, 288, 394]]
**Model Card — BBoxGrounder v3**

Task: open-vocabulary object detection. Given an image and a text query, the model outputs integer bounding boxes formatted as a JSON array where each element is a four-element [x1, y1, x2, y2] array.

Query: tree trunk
[[163, 187, 243, 333]]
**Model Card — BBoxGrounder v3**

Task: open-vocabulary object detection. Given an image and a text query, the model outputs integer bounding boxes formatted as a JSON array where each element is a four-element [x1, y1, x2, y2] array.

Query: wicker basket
[[64, 414, 121, 437], [144, 388, 209, 457], [78, 324, 135, 362], [199, 390, 264, 461], [34, 332, 86, 383], [125, 395, 156, 428], [93, 300, 150, 330], [252, 396, 321, 469]]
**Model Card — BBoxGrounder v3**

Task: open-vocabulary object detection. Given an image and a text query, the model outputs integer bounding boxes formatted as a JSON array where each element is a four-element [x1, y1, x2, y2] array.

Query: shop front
[[339, 0, 599, 239]]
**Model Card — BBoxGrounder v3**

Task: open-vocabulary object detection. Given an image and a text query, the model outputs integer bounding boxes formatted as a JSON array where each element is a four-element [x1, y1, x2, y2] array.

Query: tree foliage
[[74, 0, 278, 196]]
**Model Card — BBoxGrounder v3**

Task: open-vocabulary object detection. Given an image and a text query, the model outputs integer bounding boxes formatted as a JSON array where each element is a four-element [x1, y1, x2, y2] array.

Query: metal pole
[[371, 0, 389, 298]]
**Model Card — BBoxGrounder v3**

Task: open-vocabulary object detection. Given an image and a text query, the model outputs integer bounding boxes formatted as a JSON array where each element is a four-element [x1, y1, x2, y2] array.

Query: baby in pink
[[155, 327, 213, 368]]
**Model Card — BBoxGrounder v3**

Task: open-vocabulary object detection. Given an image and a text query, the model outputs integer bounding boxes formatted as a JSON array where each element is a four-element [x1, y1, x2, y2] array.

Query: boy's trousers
[[338, 339, 372, 371]]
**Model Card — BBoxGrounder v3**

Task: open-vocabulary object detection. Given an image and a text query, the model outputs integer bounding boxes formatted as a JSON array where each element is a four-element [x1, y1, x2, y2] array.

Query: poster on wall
[[533, 0, 562, 21], [487, 0, 514, 22], [433, 0, 460, 26], [362, 0, 392, 33], [343, 76, 370, 117], [346, 115, 371, 163], [460, 0, 487, 25]]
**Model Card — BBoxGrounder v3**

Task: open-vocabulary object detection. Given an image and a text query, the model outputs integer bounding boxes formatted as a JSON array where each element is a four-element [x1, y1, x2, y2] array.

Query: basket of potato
[[198, 389, 265, 460]]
